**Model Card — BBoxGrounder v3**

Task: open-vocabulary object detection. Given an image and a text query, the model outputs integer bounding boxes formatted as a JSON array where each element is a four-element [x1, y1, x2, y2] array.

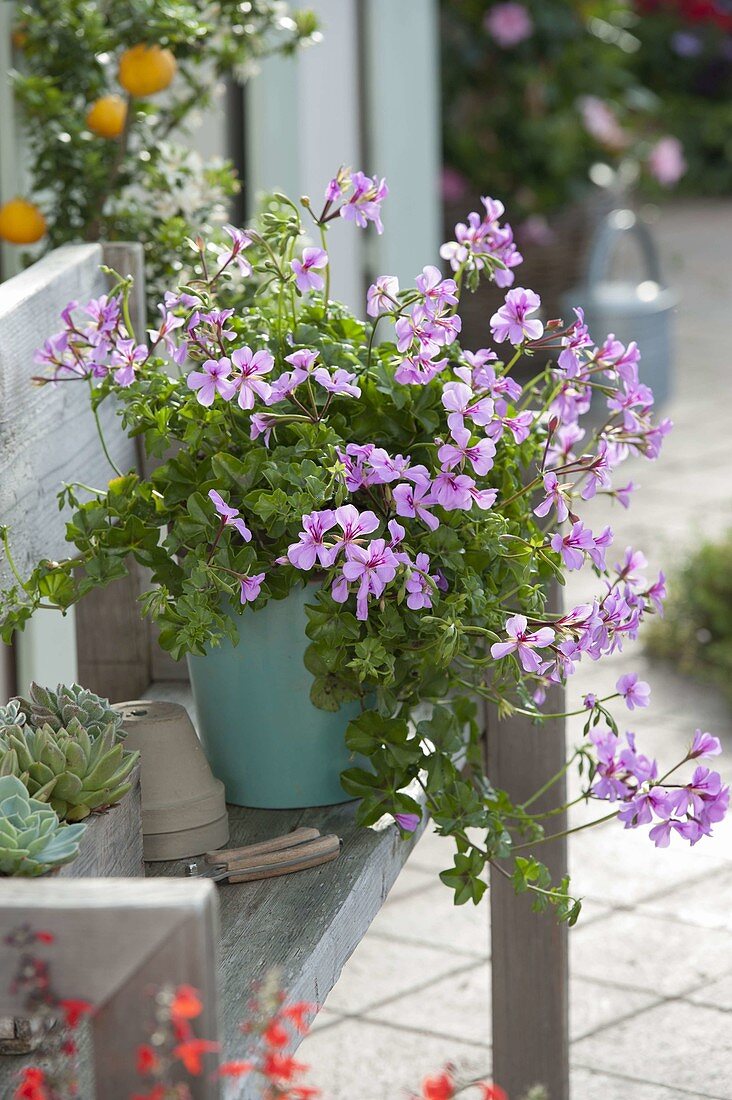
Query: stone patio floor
[[299, 200, 732, 1099]]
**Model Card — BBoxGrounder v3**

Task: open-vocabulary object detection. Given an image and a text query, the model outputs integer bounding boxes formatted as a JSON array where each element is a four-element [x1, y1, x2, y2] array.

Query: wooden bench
[[0, 245, 570, 1099]]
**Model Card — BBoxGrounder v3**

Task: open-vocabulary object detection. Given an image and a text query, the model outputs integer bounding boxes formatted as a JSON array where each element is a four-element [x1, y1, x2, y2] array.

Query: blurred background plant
[[440, 0, 684, 227], [4, 0, 319, 309], [439, 0, 687, 346], [630, 0, 732, 195], [646, 531, 732, 704]]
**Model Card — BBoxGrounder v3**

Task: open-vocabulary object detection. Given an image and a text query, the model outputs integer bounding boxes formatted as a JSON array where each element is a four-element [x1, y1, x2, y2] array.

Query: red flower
[[281, 1001, 316, 1033], [34, 932, 54, 944], [136, 1044, 159, 1075], [263, 1018, 290, 1048], [173, 1038, 220, 1076], [218, 1060, 254, 1078], [130, 1088, 165, 1100], [290, 1089, 321, 1099], [479, 1087, 508, 1100], [422, 1070, 455, 1100], [14, 1067, 49, 1100], [262, 1051, 308, 1083], [170, 984, 203, 1022], [59, 999, 93, 1029]]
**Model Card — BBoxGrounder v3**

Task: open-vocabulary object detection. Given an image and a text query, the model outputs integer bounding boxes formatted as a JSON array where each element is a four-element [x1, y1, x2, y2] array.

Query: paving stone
[[639, 867, 732, 932], [570, 976, 660, 1041], [570, 1065, 722, 1099], [370, 880, 489, 958], [407, 822, 457, 873], [364, 960, 490, 1044], [572, 999, 732, 1097], [363, 963, 656, 1046], [570, 908, 732, 997], [568, 815, 732, 907], [385, 860, 433, 901], [298, 1016, 490, 1100], [324, 930, 472, 1015], [309, 1006, 345, 1033], [687, 972, 732, 1012]]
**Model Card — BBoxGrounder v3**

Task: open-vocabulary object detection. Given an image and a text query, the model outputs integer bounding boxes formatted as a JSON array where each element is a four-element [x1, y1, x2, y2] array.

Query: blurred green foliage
[[630, 1, 732, 194], [647, 532, 732, 702], [440, 0, 671, 218]]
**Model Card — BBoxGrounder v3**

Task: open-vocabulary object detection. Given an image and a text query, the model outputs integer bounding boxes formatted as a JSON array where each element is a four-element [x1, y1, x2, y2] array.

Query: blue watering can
[[562, 209, 678, 408]]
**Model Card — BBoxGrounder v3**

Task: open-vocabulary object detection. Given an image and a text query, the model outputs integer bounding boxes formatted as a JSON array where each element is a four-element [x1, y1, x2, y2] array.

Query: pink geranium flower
[[491, 614, 555, 673], [240, 573, 265, 604], [230, 347, 274, 410], [291, 247, 328, 293], [490, 288, 543, 345], [187, 358, 236, 407], [209, 490, 252, 542]]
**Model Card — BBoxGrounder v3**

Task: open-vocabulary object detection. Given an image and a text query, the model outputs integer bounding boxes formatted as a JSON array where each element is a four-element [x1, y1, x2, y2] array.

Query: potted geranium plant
[[0, 170, 726, 917]]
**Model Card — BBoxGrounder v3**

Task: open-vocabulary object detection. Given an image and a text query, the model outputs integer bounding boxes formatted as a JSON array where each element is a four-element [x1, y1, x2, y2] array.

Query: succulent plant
[[19, 682, 125, 741], [0, 775, 86, 876], [0, 717, 139, 822], [0, 699, 26, 731]]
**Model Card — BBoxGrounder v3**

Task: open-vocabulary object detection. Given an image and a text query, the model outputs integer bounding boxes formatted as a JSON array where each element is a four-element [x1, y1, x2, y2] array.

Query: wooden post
[[74, 243, 155, 701], [486, 590, 569, 1100]]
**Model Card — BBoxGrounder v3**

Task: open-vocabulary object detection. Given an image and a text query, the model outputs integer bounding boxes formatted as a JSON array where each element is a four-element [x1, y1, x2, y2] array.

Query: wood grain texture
[[486, 685, 569, 1100], [0, 880, 219, 1099], [75, 560, 153, 702], [74, 242, 153, 701], [146, 681, 427, 1099], [0, 245, 139, 583], [57, 764, 144, 879]]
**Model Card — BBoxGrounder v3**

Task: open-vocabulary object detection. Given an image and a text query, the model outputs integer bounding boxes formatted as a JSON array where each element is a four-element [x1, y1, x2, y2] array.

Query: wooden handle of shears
[[226, 834, 341, 882], [205, 826, 321, 865]]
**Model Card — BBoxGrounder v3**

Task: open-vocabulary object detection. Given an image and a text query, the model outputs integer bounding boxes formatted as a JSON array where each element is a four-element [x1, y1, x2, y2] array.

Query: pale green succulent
[[0, 717, 139, 823], [0, 699, 26, 731], [19, 682, 125, 741], [0, 774, 86, 876]]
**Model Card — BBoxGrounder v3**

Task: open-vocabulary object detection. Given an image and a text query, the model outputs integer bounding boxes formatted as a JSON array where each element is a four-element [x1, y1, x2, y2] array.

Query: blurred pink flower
[[580, 96, 627, 151], [647, 136, 687, 187], [484, 2, 534, 48]]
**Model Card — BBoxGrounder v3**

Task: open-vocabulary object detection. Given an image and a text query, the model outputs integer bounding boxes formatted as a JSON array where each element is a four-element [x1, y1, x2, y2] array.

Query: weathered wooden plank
[[57, 764, 144, 878], [0, 245, 139, 583], [73, 242, 154, 701], [0, 879, 220, 1099], [486, 687, 569, 1100], [146, 681, 427, 1098], [0, 645, 14, 700]]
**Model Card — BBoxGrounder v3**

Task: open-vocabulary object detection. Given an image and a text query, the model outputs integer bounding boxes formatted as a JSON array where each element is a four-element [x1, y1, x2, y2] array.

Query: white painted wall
[[246, 0, 366, 311], [0, 1, 22, 279], [245, 0, 441, 313]]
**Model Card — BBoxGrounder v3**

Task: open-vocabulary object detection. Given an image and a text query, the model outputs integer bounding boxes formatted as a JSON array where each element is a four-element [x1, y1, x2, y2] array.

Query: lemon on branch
[[118, 43, 177, 98], [0, 198, 46, 244], [86, 94, 127, 139]]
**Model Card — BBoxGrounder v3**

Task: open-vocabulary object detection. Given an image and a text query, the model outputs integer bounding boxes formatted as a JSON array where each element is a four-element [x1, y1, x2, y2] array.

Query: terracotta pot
[[114, 700, 228, 860]]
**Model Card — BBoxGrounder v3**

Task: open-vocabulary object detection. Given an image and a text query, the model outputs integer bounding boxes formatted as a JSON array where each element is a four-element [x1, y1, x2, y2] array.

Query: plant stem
[[89, 382, 123, 477], [0, 529, 27, 591], [521, 752, 578, 809], [319, 223, 330, 307], [512, 809, 618, 851]]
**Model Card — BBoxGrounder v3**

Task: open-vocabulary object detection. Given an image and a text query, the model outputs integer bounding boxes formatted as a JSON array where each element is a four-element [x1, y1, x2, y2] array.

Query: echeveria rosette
[[1, 171, 725, 919]]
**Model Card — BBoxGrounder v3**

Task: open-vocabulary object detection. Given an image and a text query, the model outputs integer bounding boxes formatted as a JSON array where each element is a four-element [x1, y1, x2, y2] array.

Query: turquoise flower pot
[[187, 586, 361, 808]]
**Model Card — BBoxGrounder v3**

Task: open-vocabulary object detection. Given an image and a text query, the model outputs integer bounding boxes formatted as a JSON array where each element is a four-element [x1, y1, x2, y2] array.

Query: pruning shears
[[183, 826, 342, 884]]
